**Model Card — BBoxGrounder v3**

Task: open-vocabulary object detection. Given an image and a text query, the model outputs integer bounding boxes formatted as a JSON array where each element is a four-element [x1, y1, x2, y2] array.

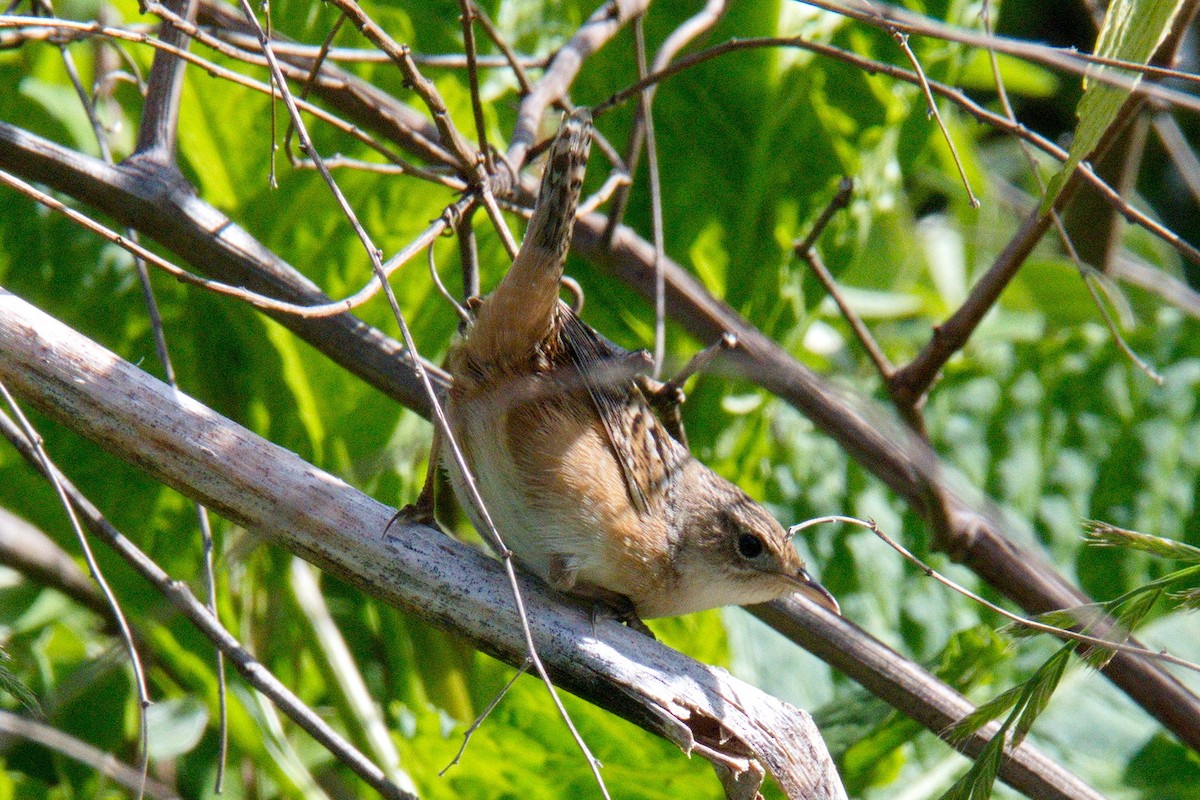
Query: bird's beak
[[790, 569, 840, 615]]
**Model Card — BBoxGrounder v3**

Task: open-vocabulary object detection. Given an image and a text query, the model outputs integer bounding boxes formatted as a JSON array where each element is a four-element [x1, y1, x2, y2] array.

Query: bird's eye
[[736, 533, 764, 559]]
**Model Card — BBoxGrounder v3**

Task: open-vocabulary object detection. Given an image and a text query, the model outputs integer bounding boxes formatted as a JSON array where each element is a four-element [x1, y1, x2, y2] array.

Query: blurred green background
[[1, 0, 1199, 797]]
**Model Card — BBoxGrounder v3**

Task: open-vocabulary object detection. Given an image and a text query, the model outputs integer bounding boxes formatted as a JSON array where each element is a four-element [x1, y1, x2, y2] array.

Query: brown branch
[[506, 0, 650, 174], [0, 121, 447, 415], [132, 0, 196, 164], [458, 0, 492, 172]]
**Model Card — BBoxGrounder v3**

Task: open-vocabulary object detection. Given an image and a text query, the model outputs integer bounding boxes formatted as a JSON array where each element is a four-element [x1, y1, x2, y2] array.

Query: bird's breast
[[445, 369, 672, 605]]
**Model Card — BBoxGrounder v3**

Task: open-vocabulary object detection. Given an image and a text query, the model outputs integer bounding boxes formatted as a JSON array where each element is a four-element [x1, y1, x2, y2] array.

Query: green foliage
[[1, 0, 1199, 798]]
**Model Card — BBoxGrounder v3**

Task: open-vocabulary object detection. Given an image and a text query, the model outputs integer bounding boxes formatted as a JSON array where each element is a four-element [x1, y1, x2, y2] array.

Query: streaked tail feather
[[467, 108, 593, 366]]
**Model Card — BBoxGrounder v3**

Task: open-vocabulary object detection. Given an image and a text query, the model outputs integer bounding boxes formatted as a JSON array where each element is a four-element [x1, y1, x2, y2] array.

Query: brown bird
[[409, 108, 838, 625]]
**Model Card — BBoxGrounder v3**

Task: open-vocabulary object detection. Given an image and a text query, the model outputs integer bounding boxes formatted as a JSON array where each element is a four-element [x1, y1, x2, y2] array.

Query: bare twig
[[458, 0, 492, 172], [0, 390, 150, 800], [0, 507, 116, 625], [471, 3, 535, 95], [793, 179, 895, 383], [792, 516, 1200, 673], [861, 0, 979, 207], [0, 412, 417, 800], [430, 238, 472, 324], [632, 16, 667, 376], [282, 13, 346, 164], [0, 710, 179, 800], [797, 0, 1200, 114], [207, 30, 547, 67], [2, 15, 461, 188], [60, 26, 232, 786], [456, 208, 480, 301], [981, 0, 1161, 387], [440, 661, 529, 775], [1153, 112, 1200, 206]]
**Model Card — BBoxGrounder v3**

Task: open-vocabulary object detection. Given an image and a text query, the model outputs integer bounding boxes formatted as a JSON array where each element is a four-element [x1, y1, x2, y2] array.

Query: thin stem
[[0, 413, 415, 800], [283, 13, 345, 164], [458, 0, 492, 172], [0, 391, 150, 800], [869, 5, 979, 207], [793, 181, 893, 382], [457, 208, 480, 301], [791, 516, 1200, 674], [632, 17, 666, 377], [440, 661, 529, 775]]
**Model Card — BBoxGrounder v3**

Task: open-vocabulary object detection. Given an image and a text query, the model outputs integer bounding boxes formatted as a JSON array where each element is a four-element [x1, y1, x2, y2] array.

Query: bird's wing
[[558, 304, 688, 515]]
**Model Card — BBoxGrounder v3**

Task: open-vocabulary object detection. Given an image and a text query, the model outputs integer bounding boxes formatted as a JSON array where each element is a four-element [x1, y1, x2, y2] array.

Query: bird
[[404, 107, 838, 626]]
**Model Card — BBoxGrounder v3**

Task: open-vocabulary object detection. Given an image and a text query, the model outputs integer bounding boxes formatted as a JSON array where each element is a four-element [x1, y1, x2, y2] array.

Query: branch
[[132, 0, 196, 164], [0, 288, 847, 800], [753, 599, 1106, 800], [506, 0, 650, 174], [0, 121, 446, 415], [0, 710, 179, 800]]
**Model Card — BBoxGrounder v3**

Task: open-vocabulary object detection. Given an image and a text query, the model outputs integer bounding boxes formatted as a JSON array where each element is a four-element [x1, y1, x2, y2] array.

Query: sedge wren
[[411, 108, 838, 624]]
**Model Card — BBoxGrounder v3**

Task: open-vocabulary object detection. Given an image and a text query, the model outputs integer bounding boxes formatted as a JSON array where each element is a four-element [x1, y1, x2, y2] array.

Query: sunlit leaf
[[1043, 0, 1186, 208]]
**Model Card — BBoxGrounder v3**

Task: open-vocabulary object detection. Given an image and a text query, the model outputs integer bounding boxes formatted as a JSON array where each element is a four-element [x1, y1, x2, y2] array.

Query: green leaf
[[946, 684, 1022, 745], [939, 731, 1005, 800], [145, 696, 209, 760], [1043, 0, 1186, 209], [0, 649, 41, 717], [1013, 647, 1071, 744]]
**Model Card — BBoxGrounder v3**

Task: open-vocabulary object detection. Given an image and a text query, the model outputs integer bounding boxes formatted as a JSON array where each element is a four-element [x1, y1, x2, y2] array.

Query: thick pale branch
[[0, 288, 845, 800]]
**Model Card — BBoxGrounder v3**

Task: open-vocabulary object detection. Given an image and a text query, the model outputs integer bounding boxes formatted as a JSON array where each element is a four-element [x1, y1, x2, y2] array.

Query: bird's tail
[[466, 108, 593, 366]]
